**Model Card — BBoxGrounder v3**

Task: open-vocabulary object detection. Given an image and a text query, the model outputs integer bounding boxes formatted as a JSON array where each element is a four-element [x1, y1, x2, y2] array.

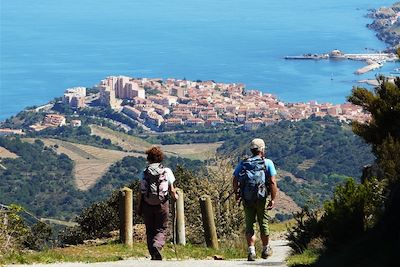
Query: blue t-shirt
[[233, 156, 277, 179]]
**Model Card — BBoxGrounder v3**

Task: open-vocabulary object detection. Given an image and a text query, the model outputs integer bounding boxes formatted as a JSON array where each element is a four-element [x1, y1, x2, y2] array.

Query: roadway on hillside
[[6, 240, 291, 267]]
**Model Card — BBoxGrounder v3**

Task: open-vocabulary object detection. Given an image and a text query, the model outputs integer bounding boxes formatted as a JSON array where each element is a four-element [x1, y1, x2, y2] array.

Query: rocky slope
[[367, 2, 400, 51]]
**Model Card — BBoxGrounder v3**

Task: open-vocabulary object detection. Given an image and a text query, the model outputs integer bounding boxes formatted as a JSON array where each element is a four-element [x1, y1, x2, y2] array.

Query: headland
[[367, 2, 400, 52]]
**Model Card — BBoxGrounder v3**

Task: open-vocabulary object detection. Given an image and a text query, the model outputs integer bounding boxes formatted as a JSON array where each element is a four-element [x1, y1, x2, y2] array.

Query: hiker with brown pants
[[137, 146, 179, 260], [233, 138, 278, 261]]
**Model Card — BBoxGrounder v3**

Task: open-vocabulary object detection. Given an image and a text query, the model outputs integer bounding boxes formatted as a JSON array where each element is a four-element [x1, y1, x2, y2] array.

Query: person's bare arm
[[267, 175, 277, 209], [169, 183, 179, 201]]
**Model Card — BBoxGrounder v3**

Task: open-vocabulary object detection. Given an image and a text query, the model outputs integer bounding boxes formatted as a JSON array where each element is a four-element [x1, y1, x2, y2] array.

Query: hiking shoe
[[261, 245, 273, 259], [151, 247, 162, 260], [247, 252, 256, 261]]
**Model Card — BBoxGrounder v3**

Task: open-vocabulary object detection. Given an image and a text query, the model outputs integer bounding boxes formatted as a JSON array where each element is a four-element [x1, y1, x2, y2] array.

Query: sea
[[1, 0, 399, 121]]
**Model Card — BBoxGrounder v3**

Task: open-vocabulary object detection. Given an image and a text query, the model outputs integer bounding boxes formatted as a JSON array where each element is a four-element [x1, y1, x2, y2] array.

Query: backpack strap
[[262, 157, 272, 192], [144, 167, 151, 198], [157, 164, 167, 199]]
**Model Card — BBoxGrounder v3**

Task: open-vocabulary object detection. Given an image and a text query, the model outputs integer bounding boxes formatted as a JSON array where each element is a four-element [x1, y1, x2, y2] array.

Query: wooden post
[[174, 188, 186, 245], [119, 187, 133, 247], [199, 194, 219, 249]]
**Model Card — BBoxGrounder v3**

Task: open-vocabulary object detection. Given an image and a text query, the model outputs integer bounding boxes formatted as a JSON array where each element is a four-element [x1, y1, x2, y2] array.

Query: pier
[[285, 49, 399, 74]]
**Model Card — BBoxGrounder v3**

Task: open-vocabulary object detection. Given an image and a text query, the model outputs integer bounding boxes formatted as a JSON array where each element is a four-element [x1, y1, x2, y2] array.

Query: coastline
[[1, 1, 399, 123], [367, 2, 400, 52], [0, 75, 373, 135]]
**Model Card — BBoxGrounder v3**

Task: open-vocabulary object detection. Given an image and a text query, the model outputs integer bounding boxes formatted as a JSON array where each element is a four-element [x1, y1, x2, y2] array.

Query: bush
[[0, 205, 52, 253], [59, 181, 142, 246], [321, 178, 384, 248], [174, 158, 244, 244], [0, 205, 29, 254], [58, 226, 89, 246], [287, 178, 384, 253], [60, 159, 243, 246], [287, 207, 322, 253], [23, 222, 52, 251]]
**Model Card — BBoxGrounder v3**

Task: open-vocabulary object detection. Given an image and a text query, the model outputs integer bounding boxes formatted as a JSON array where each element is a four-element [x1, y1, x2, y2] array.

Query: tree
[[347, 76, 400, 235], [348, 76, 400, 152]]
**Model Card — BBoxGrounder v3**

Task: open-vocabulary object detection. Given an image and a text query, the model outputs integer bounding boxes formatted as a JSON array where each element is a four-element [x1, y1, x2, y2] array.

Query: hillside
[[219, 117, 374, 206], [0, 138, 82, 219], [0, 136, 204, 220], [24, 138, 142, 190], [0, 117, 374, 220], [90, 125, 222, 160]]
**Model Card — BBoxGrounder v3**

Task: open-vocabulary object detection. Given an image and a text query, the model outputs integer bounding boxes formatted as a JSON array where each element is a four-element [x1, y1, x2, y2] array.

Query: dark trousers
[[142, 200, 169, 254]]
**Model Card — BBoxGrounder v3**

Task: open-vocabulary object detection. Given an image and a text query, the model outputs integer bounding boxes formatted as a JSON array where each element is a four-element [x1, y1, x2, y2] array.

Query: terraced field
[[0, 146, 18, 159], [90, 125, 222, 160], [23, 138, 142, 190], [90, 125, 152, 152]]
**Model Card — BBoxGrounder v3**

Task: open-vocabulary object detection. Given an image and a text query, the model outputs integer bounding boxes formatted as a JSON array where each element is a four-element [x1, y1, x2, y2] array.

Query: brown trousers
[[142, 200, 169, 253]]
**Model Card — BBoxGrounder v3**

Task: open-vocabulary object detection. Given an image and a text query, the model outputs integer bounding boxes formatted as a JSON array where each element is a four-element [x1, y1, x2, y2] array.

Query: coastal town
[[2, 2, 398, 135], [0, 75, 372, 135]]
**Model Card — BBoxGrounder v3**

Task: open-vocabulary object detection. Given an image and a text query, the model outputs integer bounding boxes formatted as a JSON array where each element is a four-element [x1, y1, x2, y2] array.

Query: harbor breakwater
[[285, 49, 398, 75]]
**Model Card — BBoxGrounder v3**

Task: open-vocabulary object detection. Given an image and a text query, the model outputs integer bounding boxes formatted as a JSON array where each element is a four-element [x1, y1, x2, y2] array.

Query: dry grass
[[162, 142, 222, 160], [23, 138, 142, 191], [40, 218, 78, 227], [0, 147, 18, 159], [273, 190, 301, 216], [90, 125, 152, 152], [277, 169, 305, 184], [90, 125, 222, 160]]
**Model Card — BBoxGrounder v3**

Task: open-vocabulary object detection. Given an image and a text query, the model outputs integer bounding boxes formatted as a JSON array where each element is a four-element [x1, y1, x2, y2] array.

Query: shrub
[[287, 178, 384, 253], [58, 226, 89, 246], [59, 181, 142, 246], [23, 222, 52, 251], [286, 206, 322, 253], [0, 205, 29, 254], [321, 178, 384, 248], [174, 158, 244, 244]]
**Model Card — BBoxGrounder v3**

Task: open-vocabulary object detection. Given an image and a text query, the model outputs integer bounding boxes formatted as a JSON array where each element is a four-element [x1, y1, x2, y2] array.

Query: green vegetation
[[287, 76, 400, 266], [0, 204, 53, 257], [78, 107, 141, 132], [86, 155, 203, 205], [59, 159, 238, 246], [143, 113, 373, 202], [28, 125, 122, 151], [0, 240, 248, 265], [287, 249, 319, 266], [0, 138, 81, 219], [143, 126, 239, 144], [0, 136, 203, 221], [0, 110, 45, 129], [0, 116, 375, 223], [219, 117, 374, 206]]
